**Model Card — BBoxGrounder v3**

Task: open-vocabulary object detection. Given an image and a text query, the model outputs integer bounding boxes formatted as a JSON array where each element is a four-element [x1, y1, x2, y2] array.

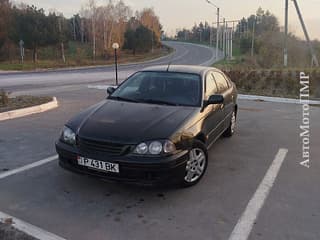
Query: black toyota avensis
[[56, 65, 238, 187]]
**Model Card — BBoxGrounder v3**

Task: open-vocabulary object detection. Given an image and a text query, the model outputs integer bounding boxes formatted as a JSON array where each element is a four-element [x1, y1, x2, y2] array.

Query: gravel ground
[[0, 95, 52, 113], [0, 223, 37, 240]]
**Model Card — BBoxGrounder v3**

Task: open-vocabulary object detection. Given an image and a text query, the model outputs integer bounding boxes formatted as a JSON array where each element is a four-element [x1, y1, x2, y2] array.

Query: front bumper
[[55, 141, 189, 185]]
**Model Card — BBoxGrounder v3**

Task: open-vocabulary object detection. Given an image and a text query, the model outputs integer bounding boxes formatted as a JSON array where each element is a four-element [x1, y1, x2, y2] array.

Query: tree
[[135, 25, 153, 52], [0, 0, 163, 64], [123, 28, 136, 54], [0, 0, 11, 51], [81, 0, 132, 59], [89, 0, 97, 60], [138, 8, 161, 47], [11, 5, 51, 62], [57, 14, 69, 63], [123, 25, 153, 54], [81, 0, 97, 60], [46, 11, 70, 63]]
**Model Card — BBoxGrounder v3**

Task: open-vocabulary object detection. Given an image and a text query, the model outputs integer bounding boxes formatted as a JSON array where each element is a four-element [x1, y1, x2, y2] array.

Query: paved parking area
[[0, 86, 319, 240]]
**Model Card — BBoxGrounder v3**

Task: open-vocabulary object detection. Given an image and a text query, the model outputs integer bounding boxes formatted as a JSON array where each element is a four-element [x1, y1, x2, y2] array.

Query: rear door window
[[213, 72, 229, 93], [205, 72, 218, 97]]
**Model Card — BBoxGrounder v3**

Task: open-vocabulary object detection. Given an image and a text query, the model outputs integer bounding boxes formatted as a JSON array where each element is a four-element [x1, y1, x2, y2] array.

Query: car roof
[[141, 65, 222, 76]]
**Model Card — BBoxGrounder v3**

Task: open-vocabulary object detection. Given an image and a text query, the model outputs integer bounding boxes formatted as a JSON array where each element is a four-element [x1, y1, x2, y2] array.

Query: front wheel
[[181, 141, 208, 187]]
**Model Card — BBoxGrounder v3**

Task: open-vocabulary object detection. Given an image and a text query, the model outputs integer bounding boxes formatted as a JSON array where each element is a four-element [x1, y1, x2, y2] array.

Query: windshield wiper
[[137, 98, 180, 106], [108, 96, 138, 103]]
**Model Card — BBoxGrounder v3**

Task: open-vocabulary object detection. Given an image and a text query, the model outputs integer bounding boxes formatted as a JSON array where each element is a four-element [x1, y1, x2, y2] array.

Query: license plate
[[77, 156, 119, 173]]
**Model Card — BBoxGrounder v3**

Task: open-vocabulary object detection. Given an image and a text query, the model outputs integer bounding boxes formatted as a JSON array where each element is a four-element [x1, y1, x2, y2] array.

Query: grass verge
[[0, 45, 173, 71], [222, 69, 320, 99]]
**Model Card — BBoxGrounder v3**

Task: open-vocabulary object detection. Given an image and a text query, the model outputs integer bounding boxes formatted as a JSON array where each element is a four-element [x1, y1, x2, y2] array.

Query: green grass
[[0, 42, 172, 71]]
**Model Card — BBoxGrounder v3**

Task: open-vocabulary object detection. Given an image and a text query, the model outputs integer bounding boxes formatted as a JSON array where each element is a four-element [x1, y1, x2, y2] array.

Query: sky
[[14, 0, 320, 40]]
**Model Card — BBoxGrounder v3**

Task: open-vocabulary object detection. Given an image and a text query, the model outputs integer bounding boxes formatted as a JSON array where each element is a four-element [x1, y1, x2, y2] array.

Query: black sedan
[[56, 65, 238, 187]]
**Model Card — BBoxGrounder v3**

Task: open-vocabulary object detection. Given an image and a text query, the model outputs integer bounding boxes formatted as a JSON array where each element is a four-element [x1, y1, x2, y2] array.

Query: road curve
[[0, 41, 219, 92]]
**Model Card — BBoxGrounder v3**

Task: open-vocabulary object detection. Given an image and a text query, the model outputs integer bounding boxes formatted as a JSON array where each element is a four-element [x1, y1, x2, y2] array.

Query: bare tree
[[81, 0, 97, 60], [58, 15, 66, 63]]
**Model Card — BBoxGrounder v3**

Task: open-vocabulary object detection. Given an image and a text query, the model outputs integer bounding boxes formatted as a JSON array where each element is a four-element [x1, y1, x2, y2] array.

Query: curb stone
[[0, 97, 58, 121]]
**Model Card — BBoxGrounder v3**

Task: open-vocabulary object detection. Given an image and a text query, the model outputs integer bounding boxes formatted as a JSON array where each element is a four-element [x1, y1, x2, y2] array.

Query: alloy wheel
[[184, 148, 207, 183]]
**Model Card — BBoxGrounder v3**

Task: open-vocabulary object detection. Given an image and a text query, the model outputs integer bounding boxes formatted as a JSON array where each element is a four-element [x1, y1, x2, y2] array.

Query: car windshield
[[110, 71, 202, 107]]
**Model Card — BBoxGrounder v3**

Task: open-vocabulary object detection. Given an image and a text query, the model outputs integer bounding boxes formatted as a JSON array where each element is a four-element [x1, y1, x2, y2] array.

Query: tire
[[223, 110, 236, 138], [181, 140, 208, 187]]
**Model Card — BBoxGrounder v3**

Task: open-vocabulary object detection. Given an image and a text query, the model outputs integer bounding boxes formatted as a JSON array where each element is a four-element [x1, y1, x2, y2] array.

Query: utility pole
[[284, 0, 289, 67], [230, 28, 233, 59], [209, 24, 213, 46], [226, 24, 229, 59], [292, 0, 319, 67], [216, 8, 220, 59], [222, 18, 226, 59], [205, 1, 220, 59], [251, 15, 256, 57]]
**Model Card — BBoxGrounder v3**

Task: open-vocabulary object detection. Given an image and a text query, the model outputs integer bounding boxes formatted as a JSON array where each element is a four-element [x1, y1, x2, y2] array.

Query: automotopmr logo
[[299, 72, 310, 168]]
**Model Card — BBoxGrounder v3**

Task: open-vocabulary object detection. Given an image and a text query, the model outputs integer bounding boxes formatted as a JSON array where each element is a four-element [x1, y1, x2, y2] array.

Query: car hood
[[68, 100, 196, 144]]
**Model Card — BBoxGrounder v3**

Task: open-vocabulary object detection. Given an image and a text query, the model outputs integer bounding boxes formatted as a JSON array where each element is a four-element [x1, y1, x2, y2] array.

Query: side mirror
[[206, 94, 224, 106], [107, 87, 116, 95]]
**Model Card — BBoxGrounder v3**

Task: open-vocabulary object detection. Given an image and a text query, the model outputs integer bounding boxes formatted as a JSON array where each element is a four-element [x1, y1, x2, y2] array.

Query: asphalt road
[[0, 41, 218, 95], [0, 41, 319, 240]]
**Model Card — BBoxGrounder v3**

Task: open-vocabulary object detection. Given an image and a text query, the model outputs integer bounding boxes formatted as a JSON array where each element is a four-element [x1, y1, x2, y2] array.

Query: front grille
[[78, 137, 132, 156]]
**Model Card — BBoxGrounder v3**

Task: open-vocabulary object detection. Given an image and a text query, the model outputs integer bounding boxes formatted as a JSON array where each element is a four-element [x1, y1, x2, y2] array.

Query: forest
[[175, 8, 320, 69], [0, 0, 163, 68]]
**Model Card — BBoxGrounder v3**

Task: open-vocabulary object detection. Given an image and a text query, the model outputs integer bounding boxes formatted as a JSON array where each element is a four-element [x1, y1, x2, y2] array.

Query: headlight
[[149, 141, 163, 155], [134, 140, 176, 155], [135, 143, 148, 154], [61, 126, 76, 145], [163, 140, 176, 153]]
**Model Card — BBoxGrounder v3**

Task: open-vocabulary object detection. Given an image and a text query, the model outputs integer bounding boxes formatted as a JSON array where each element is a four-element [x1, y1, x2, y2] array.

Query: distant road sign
[[19, 40, 25, 63]]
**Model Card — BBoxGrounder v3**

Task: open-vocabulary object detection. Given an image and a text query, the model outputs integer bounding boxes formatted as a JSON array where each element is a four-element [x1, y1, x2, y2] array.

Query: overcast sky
[[14, 0, 320, 40]]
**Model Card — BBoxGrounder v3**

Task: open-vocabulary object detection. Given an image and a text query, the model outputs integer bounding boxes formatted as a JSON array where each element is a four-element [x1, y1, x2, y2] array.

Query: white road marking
[[0, 155, 58, 180], [228, 148, 288, 240], [88, 84, 115, 90], [239, 94, 320, 105], [0, 211, 66, 240]]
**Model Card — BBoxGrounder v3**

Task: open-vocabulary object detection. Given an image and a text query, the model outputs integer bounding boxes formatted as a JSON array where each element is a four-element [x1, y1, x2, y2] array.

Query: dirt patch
[[239, 107, 263, 112], [0, 95, 52, 113], [0, 223, 37, 240], [223, 69, 320, 99]]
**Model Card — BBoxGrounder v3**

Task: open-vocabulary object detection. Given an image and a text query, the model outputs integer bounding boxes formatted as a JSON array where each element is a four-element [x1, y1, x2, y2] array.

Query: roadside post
[[112, 42, 120, 86], [19, 40, 25, 64]]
